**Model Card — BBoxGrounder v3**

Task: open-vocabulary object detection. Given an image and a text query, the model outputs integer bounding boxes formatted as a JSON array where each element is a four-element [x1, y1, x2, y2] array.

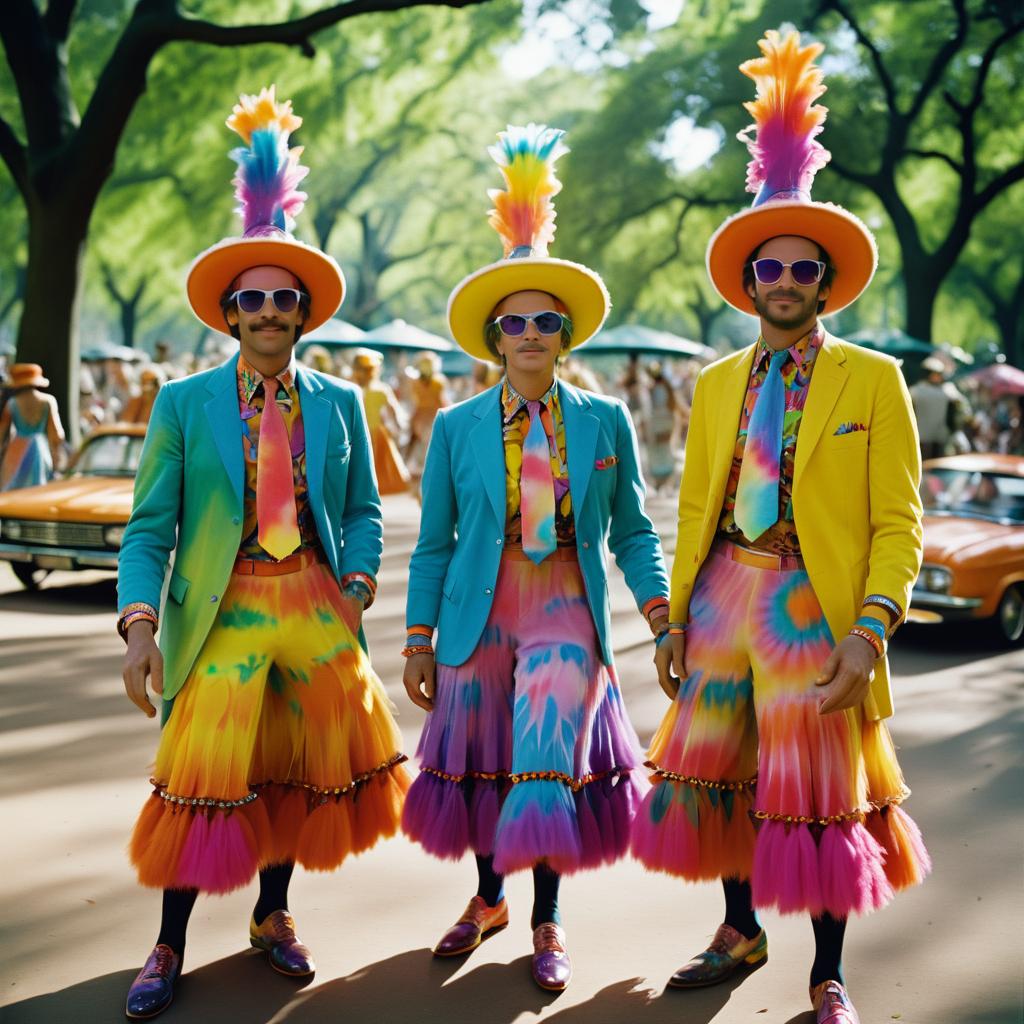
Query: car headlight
[[921, 566, 952, 594], [104, 525, 127, 548], [4, 520, 21, 540]]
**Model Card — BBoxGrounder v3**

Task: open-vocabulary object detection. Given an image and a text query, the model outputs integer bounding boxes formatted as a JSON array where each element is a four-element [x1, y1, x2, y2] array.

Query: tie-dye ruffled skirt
[[130, 561, 410, 894], [402, 551, 648, 875], [631, 543, 930, 917]]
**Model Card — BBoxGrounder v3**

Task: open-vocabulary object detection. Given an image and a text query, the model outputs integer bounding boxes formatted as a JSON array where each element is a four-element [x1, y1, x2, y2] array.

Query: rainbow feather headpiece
[[487, 124, 568, 258], [226, 86, 308, 237], [737, 30, 830, 207]]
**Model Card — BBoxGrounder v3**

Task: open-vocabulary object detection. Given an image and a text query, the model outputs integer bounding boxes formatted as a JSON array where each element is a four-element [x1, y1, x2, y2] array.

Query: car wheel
[[11, 562, 50, 590], [993, 584, 1024, 646]]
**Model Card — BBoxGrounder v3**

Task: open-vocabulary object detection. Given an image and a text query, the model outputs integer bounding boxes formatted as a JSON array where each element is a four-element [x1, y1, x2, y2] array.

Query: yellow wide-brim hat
[[707, 199, 877, 316], [707, 31, 878, 318], [449, 123, 610, 364], [185, 86, 345, 336], [448, 255, 610, 364], [186, 234, 344, 336]]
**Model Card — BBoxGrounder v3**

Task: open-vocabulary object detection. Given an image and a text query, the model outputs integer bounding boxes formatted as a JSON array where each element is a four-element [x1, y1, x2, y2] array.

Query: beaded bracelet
[[342, 579, 372, 604], [848, 627, 884, 659], [863, 594, 901, 623], [120, 611, 157, 636], [401, 644, 434, 658]]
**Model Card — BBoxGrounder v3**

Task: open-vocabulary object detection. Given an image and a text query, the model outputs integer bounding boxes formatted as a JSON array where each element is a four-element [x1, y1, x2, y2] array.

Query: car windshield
[[74, 434, 145, 476], [921, 468, 1024, 525]]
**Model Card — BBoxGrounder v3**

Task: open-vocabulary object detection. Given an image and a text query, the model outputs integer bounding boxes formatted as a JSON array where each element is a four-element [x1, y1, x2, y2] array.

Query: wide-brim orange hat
[[9, 363, 49, 389], [447, 124, 610, 364], [707, 31, 877, 317], [185, 86, 344, 336]]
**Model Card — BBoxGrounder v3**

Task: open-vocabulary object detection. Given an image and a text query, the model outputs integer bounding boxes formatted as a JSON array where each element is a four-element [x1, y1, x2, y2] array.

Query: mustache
[[516, 343, 547, 352], [767, 290, 803, 301], [252, 319, 288, 330]]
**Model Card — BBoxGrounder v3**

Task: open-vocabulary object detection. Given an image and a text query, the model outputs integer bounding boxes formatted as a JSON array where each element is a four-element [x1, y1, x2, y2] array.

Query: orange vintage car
[[911, 453, 1024, 644], [0, 423, 145, 589]]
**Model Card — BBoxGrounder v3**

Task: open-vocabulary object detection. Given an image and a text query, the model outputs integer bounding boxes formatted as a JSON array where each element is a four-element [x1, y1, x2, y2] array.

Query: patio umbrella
[[846, 328, 936, 359], [579, 324, 717, 361], [301, 317, 367, 344], [965, 363, 1024, 397], [361, 319, 452, 353], [80, 340, 147, 362]]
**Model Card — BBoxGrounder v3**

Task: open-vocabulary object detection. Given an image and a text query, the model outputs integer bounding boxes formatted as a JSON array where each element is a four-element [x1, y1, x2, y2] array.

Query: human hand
[[123, 620, 163, 718], [654, 633, 679, 699], [338, 592, 365, 634], [403, 652, 436, 711], [815, 635, 876, 714]]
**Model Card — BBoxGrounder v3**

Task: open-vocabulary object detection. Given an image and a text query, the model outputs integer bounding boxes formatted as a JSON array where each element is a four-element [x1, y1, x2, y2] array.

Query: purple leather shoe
[[811, 980, 861, 1023], [531, 922, 571, 991], [125, 944, 181, 1020], [433, 896, 509, 957], [667, 923, 767, 988], [249, 910, 315, 976]]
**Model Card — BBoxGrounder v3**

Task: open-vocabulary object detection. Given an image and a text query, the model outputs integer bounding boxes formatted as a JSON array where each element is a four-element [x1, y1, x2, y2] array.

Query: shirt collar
[[501, 376, 559, 423], [237, 353, 297, 405], [752, 322, 823, 377]]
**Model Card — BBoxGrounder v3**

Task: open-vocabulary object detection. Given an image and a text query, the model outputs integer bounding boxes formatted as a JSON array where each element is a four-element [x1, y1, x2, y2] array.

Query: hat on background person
[[186, 87, 345, 336], [706, 31, 878, 317], [8, 363, 50, 390], [447, 124, 611, 363]]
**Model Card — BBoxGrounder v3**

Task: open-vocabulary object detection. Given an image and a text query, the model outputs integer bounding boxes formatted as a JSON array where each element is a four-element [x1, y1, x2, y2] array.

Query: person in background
[[644, 361, 680, 493], [350, 347, 410, 495], [123, 367, 166, 426], [404, 350, 449, 494], [0, 363, 65, 490], [910, 356, 968, 460]]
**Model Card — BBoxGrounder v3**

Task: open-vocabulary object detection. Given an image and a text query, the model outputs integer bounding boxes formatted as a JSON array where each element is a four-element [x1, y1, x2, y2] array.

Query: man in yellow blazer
[[631, 33, 930, 1024]]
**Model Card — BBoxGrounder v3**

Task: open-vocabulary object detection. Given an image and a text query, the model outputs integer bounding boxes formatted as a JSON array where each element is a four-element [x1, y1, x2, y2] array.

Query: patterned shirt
[[501, 377, 575, 548], [237, 355, 319, 560], [718, 324, 824, 556]]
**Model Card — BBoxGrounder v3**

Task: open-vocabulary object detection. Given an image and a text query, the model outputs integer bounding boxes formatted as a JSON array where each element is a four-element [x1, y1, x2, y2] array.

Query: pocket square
[[594, 455, 619, 470], [833, 422, 868, 436]]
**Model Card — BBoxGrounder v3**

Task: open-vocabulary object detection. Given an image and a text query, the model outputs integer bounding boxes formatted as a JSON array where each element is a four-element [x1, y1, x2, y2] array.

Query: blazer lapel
[[711, 346, 755, 501], [794, 334, 849, 487], [472, 384, 507, 528], [204, 355, 244, 507], [295, 366, 330, 515], [560, 381, 599, 512]]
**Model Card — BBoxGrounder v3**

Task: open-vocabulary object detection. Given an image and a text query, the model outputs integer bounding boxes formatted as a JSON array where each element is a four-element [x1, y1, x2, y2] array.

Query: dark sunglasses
[[230, 288, 307, 314], [490, 311, 567, 337], [751, 258, 826, 287]]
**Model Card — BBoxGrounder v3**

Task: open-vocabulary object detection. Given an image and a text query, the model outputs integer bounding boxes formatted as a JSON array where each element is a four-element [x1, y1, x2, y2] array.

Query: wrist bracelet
[[401, 644, 434, 658], [848, 627, 884, 659], [342, 580, 372, 604], [406, 633, 433, 647], [853, 616, 887, 643], [863, 594, 901, 622], [667, 621, 688, 631], [654, 630, 672, 647]]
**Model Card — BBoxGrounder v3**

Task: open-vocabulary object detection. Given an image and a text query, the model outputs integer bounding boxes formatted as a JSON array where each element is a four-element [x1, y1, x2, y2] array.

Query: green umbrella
[[301, 317, 367, 344], [846, 328, 936, 358], [361, 319, 452, 353], [580, 324, 717, 361]]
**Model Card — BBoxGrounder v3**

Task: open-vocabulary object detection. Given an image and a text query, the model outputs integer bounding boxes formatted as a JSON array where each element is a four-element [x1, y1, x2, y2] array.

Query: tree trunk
[[16, 202, 89, 443]]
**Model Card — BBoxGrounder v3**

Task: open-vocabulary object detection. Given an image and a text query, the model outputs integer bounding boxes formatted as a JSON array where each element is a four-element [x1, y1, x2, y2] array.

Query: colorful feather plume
[[487, 124, 568, 257], [226, 86, 308, 235], [737, 30, 830, 204]]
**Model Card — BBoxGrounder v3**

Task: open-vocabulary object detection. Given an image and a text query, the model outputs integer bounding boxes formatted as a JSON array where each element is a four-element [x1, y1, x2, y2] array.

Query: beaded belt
[[232, 547, 326, 577]]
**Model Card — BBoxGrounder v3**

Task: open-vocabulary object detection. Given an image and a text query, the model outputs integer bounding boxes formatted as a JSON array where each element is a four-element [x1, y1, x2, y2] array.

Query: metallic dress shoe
[[531, 922, 572, 991], [433, 896, 509, 957], [667, 923, 767, 988], [249, 910, 315, 976], [125, 944, 181, 1020], [811, 980, 861, 1024]]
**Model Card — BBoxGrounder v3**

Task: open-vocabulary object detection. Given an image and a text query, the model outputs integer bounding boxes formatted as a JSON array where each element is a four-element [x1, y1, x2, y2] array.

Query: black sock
[[253, 862, 295, 926], [810, 912, 847, 988], [531, 863, 561, 929], [722, 876, 761, 941], [155, 888, 198, 956], [475, 854, 505, 907]]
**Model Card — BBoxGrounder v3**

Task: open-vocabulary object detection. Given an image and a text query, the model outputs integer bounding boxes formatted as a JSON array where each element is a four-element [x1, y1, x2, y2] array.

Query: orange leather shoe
[[433, 896, 509, 957]]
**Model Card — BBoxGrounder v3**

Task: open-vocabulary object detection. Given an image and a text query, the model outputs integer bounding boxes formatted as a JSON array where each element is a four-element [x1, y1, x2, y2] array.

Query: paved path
[[1, 494, 1021, 1023]]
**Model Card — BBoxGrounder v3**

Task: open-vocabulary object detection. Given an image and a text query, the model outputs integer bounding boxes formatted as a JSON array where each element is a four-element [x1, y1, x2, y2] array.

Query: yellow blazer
[[669, 331, 923, 720]]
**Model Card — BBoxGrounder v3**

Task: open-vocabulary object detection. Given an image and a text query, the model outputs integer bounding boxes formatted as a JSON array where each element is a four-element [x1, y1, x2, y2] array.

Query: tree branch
[[973, 159, 1024, 215], [905, 0, 969, 124], [818, 0, 898, 114], [964, 14, 1024, 116], [903, 148, 964, 175], [0, 115, 29, 198], [43, 0, 78, 41]]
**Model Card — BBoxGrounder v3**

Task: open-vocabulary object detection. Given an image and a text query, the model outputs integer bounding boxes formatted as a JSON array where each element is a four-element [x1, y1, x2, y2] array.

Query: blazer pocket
[[827, 431, 868, 449], [331, 441, 352, 464], [168, 569, 190, 605]]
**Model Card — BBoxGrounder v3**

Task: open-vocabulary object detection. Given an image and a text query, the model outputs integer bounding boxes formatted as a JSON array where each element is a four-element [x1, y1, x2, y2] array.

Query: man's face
[[225, 265, 306, 360], [745, 236, 830, 331], [493, 290, 564, 375]]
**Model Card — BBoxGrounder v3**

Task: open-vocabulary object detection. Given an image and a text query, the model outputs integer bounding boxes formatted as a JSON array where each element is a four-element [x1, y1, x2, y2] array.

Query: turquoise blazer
[[407, 380, 669, 666], [117, 353, 381, 706]]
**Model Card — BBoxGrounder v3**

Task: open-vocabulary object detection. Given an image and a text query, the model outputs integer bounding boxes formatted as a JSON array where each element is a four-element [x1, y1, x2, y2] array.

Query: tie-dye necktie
[[257, 376, 300, 561], [520, 399, 557, 564], [734, 348, 788, 542]]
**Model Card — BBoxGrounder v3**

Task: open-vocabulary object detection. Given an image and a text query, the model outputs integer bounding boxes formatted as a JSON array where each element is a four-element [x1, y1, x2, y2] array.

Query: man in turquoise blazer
[[406, 377, 667, 664], [117, 89, 408, 1022]]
